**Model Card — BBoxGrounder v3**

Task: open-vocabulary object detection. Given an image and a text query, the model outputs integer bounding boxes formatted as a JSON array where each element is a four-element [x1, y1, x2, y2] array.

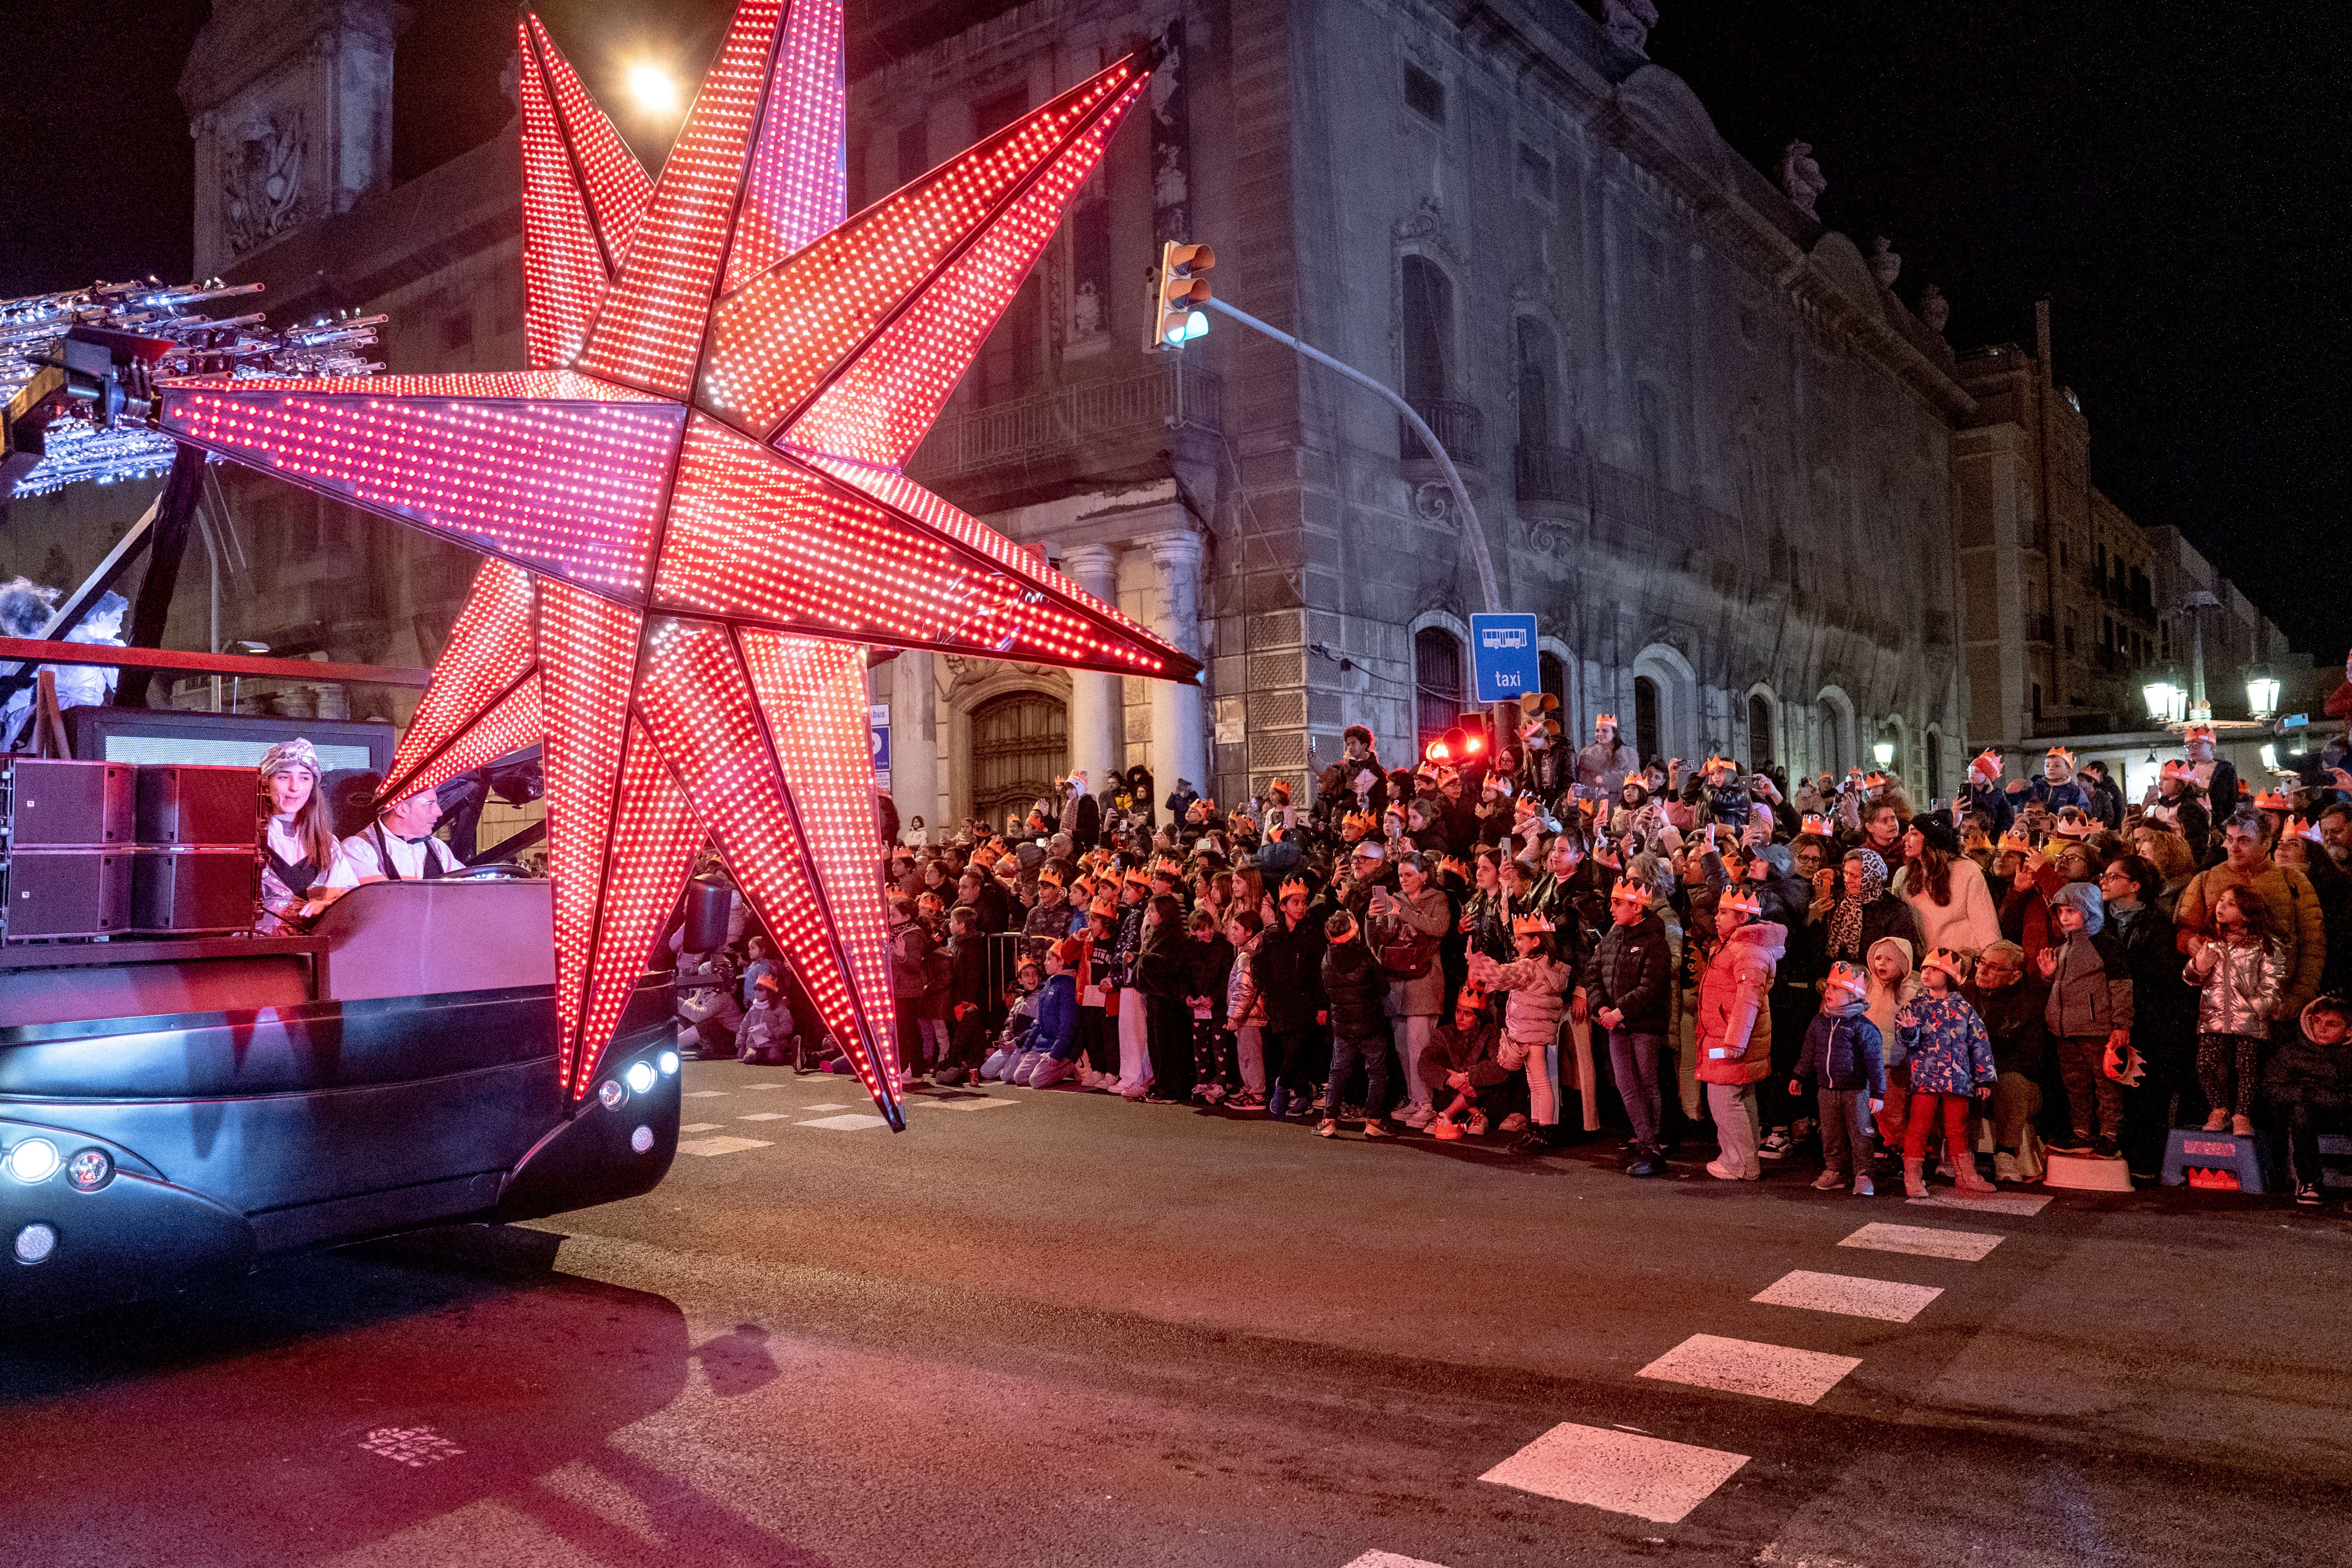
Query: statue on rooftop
[[1776, 139, 1825, 219], [1870, 235, 1901, 287], [1919, 284, 1950, 337], [1603, 0, 1658, 55]]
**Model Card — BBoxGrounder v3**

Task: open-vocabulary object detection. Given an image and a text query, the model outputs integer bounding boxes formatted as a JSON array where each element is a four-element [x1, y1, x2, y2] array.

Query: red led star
[[157, 1, 1183, 1121]]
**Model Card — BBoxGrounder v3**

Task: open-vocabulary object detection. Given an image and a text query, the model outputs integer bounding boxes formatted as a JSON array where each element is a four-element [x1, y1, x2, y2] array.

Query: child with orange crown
[[1896, 948, 1998, 1195], [1792, 962, 1885, 1195]]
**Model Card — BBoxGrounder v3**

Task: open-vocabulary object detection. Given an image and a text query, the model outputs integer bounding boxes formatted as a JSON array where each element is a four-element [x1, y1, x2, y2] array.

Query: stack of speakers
[[1, 759, 258, 942]]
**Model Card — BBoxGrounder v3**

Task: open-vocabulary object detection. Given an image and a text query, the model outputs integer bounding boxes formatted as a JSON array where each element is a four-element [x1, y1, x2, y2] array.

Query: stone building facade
[[854, 0, 1973, 825], [1953, 311, 2300, 797]]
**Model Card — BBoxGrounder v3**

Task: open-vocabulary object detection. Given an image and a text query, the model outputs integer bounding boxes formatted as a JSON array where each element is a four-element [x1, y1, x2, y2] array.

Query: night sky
[[2, 0, 2341, 655]]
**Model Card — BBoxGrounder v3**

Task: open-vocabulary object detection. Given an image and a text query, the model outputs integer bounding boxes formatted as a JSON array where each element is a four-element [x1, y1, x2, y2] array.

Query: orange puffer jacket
[[1697, 920, 1786, 1085]]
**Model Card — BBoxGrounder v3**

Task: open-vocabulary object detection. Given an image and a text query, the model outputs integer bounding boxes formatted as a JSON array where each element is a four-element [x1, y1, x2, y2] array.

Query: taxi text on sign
[[1469, 614, 1540, 703]]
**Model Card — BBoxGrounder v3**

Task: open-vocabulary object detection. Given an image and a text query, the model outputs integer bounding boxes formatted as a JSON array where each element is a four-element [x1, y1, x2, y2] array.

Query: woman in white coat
[[1893, 817, 2002, 956]]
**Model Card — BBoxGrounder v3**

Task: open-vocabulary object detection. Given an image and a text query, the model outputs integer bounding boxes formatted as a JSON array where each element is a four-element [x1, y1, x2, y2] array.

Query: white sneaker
[[1401, 1103, 1433, 1129], [1993, 1152, 2024, 1183], [1706, 1158, 1743, 1181], [1500, 1112, 1529, 1133]]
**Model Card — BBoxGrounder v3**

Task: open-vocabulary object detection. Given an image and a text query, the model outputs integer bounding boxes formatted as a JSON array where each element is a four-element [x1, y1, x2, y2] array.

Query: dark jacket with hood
[[2266, 998, 2351, 1106], [2044, 882, 2134, 1040], [1794, 997, 1885, 1097], [1320, 933, 1389, 1041], [1254, 909, 1329, 1031]]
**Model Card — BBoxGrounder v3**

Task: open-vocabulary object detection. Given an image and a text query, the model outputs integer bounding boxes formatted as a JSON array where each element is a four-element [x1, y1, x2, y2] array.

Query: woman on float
[[256, 738, 342, 933]]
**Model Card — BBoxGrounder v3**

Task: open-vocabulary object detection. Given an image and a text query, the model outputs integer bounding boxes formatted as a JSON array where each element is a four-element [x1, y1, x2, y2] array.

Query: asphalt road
[[7, 1058, 2352, 1568]]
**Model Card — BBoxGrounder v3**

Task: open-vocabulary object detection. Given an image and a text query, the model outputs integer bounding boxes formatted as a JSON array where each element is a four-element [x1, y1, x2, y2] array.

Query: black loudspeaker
[[2, 759, 134, 847], [132, 847, 256, 934], [682, 876, 732, 953], [136, 765, 259, 847], [4, 850, 133, 939]]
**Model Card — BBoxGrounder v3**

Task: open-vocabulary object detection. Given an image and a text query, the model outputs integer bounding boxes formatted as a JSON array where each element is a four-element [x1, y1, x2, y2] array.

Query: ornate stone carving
[[1775, 140, 1824, 219], [222, 109, 307, 256], [1603, 0, 1659, 55], [1392, 195, 1463, 268], [1869, 235, 1900, 287], [1069, 279, 1103, 342]]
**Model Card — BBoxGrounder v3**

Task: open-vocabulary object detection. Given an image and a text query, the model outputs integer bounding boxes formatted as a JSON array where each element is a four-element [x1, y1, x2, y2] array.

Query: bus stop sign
[[1469, 614, 1539, 702]]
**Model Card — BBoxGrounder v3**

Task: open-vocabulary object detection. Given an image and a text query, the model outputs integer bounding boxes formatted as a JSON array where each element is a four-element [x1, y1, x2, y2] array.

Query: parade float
[[1, 0, 1190, 1322]]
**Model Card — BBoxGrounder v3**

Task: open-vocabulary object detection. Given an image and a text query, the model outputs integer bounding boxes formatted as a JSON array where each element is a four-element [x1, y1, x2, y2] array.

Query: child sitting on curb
[[1423, 982, 1506, 1139], [1898, 947, 1998, 1196], [1791, 961, 1884, 1195]]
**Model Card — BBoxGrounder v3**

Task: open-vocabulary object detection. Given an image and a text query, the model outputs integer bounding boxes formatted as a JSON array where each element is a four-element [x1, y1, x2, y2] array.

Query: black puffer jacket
[[1320, 935, 1389, 1041], [1133, 926, 1189, 999], [2266, 1000, 2351, 1105], [1587, 912, 1673, 1034], [1255, 911, 1328, 1031]]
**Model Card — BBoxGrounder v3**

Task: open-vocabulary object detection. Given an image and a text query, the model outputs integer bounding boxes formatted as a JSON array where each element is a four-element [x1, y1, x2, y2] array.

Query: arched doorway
[[968, 691, 1068, 833]]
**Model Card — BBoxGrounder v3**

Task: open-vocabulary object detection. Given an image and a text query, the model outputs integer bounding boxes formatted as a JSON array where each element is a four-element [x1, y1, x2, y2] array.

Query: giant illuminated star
[[155, 1, 1183, 1123]]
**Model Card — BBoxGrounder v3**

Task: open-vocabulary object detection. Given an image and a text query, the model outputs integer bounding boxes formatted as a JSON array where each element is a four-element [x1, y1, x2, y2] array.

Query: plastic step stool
[[2160, 1128, 2266, 1194]]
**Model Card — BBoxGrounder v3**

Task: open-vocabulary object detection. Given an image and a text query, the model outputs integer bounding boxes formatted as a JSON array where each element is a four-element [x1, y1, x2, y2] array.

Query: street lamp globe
[[1872, 739, 1895, 769], [2246, 668, 2281, 721], [2143, 678, 2180, 725]]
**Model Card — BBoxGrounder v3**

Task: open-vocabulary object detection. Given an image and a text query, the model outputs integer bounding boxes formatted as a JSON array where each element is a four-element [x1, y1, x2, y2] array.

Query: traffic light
[[1425, 728, 1464, 766], [1454, 710, 1492, 763], [1147, 240, 1214, 350]]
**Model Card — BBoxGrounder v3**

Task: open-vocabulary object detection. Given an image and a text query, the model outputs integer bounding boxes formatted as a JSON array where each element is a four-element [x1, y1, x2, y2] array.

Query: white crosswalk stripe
[[674, 1136, 772, 1156], [1638, 1333, 1861, 1406], [1481, 1420, 1751, 1524], [1340, 1553, 1451, 1568], [797, 1113, 889, 1131], [1906, 1190, 2050, 1217], [1752, 1269, 1944, 1323], [1839, 1221, 2004, 1261], [736, 1113, 794, 1121]]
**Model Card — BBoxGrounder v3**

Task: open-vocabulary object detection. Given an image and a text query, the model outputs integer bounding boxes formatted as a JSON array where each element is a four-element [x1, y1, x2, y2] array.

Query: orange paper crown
[[1609, 876, 1651, 903], [1594, 713, 1618, 728], [2254, 790, 2295, 812], [1278, 875, 1310, 899], [1824, 960, 1867, 996], [2183, 723, 2216, 743], [1511, 913, 1555, 936], [1801, 814, 1833, 836], [1718, 887, 1764, 917], [2045, 745, 2076, 766], [1921, 947, 1970, 983]]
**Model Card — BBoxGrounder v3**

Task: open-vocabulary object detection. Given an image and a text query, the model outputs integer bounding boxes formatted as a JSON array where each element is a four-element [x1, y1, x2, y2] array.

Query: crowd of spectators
[[683, 665, 2352, 1206]]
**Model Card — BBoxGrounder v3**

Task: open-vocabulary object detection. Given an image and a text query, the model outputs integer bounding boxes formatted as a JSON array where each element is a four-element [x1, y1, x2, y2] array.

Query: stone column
[[888, 651, 939, 841], [1060, 543, 1124, 795], [1145, 530, 1209, 801]]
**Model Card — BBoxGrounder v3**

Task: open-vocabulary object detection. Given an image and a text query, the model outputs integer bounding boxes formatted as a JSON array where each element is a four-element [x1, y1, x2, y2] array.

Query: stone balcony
[[907, 355, 1221, 508]]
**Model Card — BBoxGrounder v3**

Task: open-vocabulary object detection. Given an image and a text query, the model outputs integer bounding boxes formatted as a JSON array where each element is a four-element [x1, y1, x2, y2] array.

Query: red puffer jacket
[[1696, 920, 1786, 1085]]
